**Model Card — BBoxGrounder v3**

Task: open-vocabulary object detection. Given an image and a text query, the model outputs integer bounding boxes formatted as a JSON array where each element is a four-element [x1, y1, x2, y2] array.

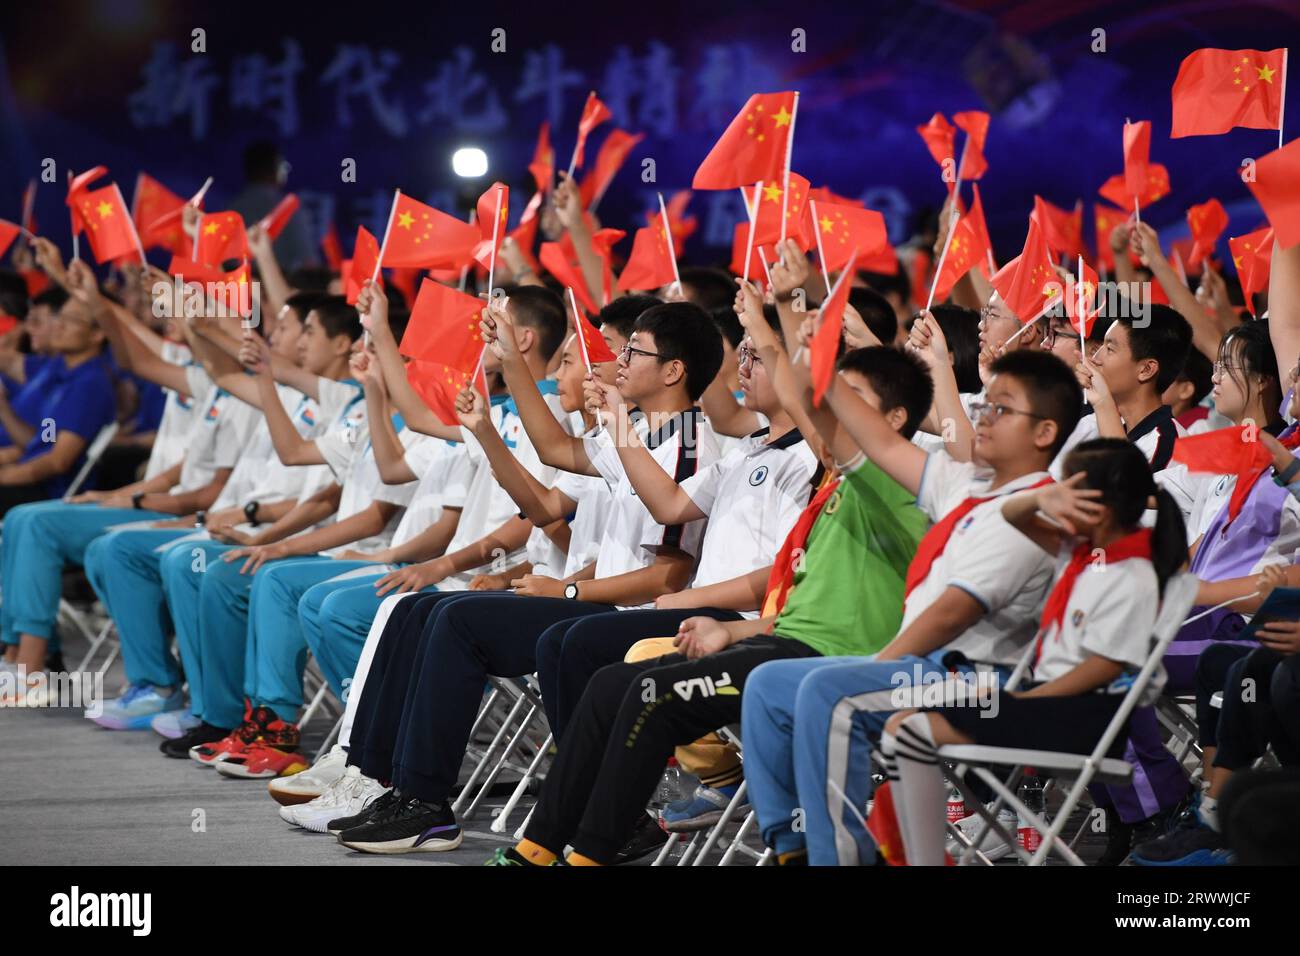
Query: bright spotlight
[[452, 147, 488, 178]]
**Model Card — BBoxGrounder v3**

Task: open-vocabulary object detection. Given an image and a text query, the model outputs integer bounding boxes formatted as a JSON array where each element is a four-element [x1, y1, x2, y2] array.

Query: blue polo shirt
[[18, 353, 117, 497], [0, 355, 60, 448]]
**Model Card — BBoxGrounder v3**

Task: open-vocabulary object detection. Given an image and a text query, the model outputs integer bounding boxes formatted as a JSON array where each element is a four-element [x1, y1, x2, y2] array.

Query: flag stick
[[117, 183, 148, 268], [21, 179, 36, 232], [190, 176, 214, 208], [68, 169, 79, 262], [1077, 254, 1086, 355], [1133, 195, 1141, 226], [741, 182, 762, 284], [1279, 49, 1289, 151], [758, 245, 775, 292], [373, 188, 400, 283], [779, 92, 799, 245], [998, 301, 1055, 350], [657, 191, 682, 294], [567, 286, 592, 372], [457, 265, 469, 292], [986, 247, 997, 275], [487, 184, 504, 297], [925, 208, 961, 312], [810, 198, 832, 293]]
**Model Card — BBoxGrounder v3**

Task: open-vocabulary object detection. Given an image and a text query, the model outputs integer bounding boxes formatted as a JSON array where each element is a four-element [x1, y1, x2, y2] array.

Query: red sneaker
[[189, 703, 266, 767], [213, 712, 307, 779]]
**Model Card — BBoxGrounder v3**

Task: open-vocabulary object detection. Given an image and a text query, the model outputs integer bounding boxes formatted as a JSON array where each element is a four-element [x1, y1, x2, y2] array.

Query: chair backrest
[[62, 421, 121, 501]]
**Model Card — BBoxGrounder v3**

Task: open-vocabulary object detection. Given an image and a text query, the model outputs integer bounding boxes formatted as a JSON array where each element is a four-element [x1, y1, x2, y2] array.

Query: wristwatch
[[564, 582, 580, 600], [244, 500, 261, 526], [194, 510, 207, 528], [131, 492, 146, 510]]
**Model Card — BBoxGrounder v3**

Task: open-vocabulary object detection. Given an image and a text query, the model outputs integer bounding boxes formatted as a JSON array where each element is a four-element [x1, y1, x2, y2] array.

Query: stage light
[[452, 147, 488, 178]]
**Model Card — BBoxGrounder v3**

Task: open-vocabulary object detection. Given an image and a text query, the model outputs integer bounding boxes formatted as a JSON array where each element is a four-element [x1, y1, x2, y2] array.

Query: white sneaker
[[267, 743, 348, 806], [284, 766, 387, 833], [946, 808, 1016, 862]]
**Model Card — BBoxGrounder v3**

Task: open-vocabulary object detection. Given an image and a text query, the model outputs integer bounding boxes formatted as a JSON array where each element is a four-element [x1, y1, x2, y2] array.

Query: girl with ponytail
[[874, 439, 1187, 865]]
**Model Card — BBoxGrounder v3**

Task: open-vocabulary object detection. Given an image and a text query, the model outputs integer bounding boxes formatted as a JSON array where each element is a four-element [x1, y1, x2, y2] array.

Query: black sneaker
[[1131, 824, 1231, 866], [1095, 807, 1134, 866], [160, 722, 231, 759], [327, 787, 398, 835], [613, 810, 670, 865], [338, 794, 462, 854]]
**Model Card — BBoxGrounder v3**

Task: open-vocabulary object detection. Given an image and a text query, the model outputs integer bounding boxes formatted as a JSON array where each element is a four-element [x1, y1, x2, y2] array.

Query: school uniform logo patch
[[749, 465, 769, 486], [1072, 609, 1085, 627]]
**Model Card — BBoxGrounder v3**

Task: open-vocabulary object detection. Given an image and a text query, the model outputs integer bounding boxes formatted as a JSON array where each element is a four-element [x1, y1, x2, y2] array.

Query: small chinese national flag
[[916, 113, 956, 193], [811, 249, 859, 407], [473, 182, 510, 268], [1093, 203, 1129, 271], [646, 190, 697, 257], [1031, 196, 1084, 259], [1099, 164, 1170, 211], [529, 122, 555, 193], [1171, 425, 1276, 522], [1247, 138, 1300, 250], [579, 129, 645, 208], [1123, 121, 1152, 205], [0, 219, 21, 260], [618, 222, 678, 292], [572, 92, 612, 170], [72, 183, 139, 264], [1171, 48, 1287, 138], [1186, 198, 1229, 268], [991, 216, 1060, 324], [399, 277, 485, 367], [807, 200, 890, 275], [133, 173, 186, 251], [195, 210, 248, 266], [953, 111, 990, 180], [1229, 226, 1274, 315], [567, 290, 618, 364], [693, 91, 798, 190], [381, 192, 479, 270], [259, 193, 300, 240], [931, 215, 988, 302], [747, 173, 812, 250], [539, 242, 599, 314], [346, 226, 382, 305], [321, 222, 343, 272]]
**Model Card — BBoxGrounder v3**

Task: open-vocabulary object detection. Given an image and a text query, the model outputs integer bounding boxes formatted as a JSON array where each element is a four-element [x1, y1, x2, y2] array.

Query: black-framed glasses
[[620, 343, 663, 362], [738, 345, 762, 368], [969, 401, 1048, 423]]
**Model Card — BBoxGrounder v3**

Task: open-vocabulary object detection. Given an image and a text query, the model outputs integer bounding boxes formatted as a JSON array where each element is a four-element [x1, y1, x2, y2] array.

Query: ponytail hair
[[1061, 438, 1188, 594]]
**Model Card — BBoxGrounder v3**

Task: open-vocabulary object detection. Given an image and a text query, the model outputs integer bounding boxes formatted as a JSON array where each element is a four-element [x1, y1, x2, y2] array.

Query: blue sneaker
[[660, 783, 748, 833], [1130, 822, 1232, 866], [150, 708, 201, 739], [90, 684, 183, 730]]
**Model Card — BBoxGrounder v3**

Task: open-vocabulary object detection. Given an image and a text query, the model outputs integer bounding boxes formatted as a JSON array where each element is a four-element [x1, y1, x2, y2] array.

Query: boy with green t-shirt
[[490, 345, 934, 867]]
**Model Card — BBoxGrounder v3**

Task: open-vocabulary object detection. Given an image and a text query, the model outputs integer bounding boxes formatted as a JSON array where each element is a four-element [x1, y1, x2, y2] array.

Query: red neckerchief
[[903, 475, 1054, 599], [1231, 427, 1300, 522], [762, 475, 841, 617], [1032, 528, 1153, 666]]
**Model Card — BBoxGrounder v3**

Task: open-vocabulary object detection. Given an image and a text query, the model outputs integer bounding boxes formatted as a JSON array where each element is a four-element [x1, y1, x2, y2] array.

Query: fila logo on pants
[[673, 672, 737, 701]]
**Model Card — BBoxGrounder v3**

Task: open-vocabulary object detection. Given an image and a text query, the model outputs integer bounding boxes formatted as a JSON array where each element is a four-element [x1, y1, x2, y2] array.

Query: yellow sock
[[566, 852, 603, 866], [514, 839, 557, 866]]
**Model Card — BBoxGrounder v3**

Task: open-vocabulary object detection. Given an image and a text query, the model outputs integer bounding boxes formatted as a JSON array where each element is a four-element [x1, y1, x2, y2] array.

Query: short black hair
[[633, 301, 724, 401], [709, 305, 745, 349], [507, 285, 566, 360], [285, 267, 333, 293], [243, 140, 282, 182], [836, 345, 933, 440], [679, 266, 737, 313], [927, 304, 982, 393], [861, 268, 910, 305], [849, 287, 897, 345], [987, 349, 1084, 456], [598, 293, 660, 341], [32, 286, 71, 312], [310, 295, 364, 342], [1176, 347, 1214, 405], [0, 270, 28, 320], [283, 292, 326, 325], [387, 308, 410, 346], [1113, 304, 1193, 393]]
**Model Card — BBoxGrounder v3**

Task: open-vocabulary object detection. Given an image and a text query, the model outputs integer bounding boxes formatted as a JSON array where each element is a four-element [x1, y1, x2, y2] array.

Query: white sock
[[1199, 795, 1220, 832], [895, 712, 946, 866]]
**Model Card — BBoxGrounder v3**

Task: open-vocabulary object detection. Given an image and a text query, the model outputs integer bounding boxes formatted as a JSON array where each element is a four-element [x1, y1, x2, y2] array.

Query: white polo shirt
[[213, 384, 323, 511], [145, 341, 197, 480], [312, 415, 420, 555], [554, 467, 613, 578], [1052, 406, 1183, 479], [385, 438, 464, 549], [175, 366, 259, 493], [681, 426, 818, 618], [1032, 550, 1164, 704], [582, 407, 720, 609], [907, 453, 1057, 666]]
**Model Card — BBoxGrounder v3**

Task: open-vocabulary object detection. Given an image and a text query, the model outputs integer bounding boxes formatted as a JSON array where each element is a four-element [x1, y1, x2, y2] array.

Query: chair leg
[[490, 731, 553, 834], [691, 779, 749, 866]]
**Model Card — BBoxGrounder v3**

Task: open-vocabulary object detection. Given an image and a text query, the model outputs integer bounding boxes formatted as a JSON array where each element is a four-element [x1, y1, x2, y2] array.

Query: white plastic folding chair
[[61, 421, 121, 502], [938, 572, 1200, 866], [452, 675, 552, 822]]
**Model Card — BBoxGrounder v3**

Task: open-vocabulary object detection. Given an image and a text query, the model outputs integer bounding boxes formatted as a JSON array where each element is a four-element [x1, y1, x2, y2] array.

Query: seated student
[[83, 294, 333, 732], [486, 342, 936, 866], [880, 439, 1187, 865], [325, 301, 723, 854], [1162, 348, 1214, 433], [277, 296, 649, 827], [0, 276, 117, 512], [0, 286, 64, 455], [1056, 303, 1193, 475], [738, 239, 1083, 866]]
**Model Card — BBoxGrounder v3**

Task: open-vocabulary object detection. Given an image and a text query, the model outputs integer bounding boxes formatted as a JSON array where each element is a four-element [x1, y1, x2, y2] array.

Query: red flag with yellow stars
[[618, 222, 678, 292], [1229, 226, 1274, 315], [968, 184, 994, 275], [580, 129, 645, 208], [1186, 199, 1229, 268], [1063, 259, 1100, 338], [693, 92, 798, 190], [1123, 121, 1152, 205], [1247, 139, 1300, 249], [132, 173, 186, 252], [72, 183, 139, 264], [529, 122, 555, 193], [1031, 196, 1084, 259], [916, 113, 957, 195], [567, 290, 618, 365], [992, 216, 1060, 325], [730, 222, 766, 282], [749, 173, 812, 250], [508, 190, 544, 278], [1093, 203, 1129, 271], [931, 215, 989, 302], [1172, 48, 1287, 138], [645, 190, 697, 257], [473, 182, 510, 269], [807, 200, 890, 274], [194, 210, 248, 266], [808, 186, 863, 209], [66, 166, 109, 235], [345, 226, 383, 305], [811, 249, 859, 407], [953, 111, 990, 180], [381, 192, 478, 270], [571, 92, 612, 171], [165, 256, 253, 314], [259, 193, 300, 240], [590, 228, 626, 306], [1099, 164, 1170, 211], [399, 277, 485, 367], [539, 241, 599, 314]]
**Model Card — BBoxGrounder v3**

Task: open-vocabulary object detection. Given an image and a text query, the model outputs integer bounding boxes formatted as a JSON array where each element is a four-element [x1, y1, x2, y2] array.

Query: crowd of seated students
[[3, 166, 1299, 868]]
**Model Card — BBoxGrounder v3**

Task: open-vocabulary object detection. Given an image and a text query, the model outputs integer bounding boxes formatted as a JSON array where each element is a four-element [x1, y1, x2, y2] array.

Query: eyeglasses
[[737, 345, 762, 368], [1213, 361, 1243, 377], [620, 343, 663, 363], [969, 401, 1048, 423]]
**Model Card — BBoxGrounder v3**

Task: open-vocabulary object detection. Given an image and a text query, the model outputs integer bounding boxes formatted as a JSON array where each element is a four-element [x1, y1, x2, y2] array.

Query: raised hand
[[239, 329, 273, 376], [769, 239, 810, 300], [1032, 471, 1106, 535], [355, 278, 388, 333], [454, 383, 488, 431]]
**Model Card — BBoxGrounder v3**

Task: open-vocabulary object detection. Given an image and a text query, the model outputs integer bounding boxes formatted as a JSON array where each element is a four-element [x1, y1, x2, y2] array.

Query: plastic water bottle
[[651, 758, 685, 810], [1017, 772, 1045, 854], [946, 784, 967, 824]]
